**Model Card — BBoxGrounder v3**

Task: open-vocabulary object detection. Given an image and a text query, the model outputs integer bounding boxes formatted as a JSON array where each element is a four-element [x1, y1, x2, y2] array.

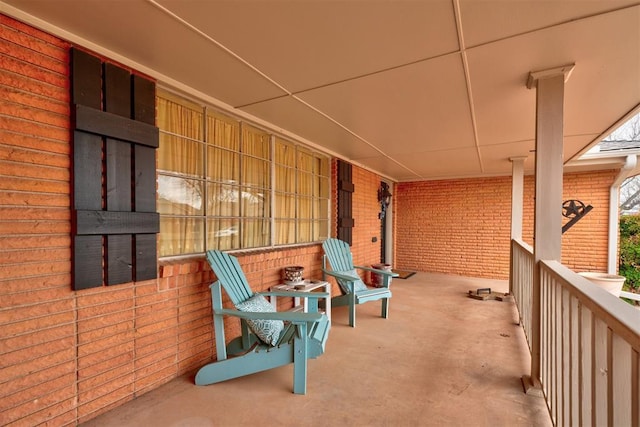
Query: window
[[157, 90, 330, 257], [275, 138, 330, 245]]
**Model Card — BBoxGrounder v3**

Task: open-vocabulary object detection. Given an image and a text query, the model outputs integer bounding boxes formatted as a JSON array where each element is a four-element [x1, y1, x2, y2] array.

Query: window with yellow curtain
[[275, 139, 297, 245], [275, 139, 330, 245], [157, 92, 204, 256], [206, 112, 240, 251], [314, 155, 330, 240], [157, 89, 329, 257], [240, 124, 270, 249]]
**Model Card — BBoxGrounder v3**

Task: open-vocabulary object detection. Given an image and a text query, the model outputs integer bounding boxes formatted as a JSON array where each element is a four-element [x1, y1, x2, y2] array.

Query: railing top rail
[[511, 238, 533, 254], [541, 260, 640, 349], [620, 290, 640, 302]]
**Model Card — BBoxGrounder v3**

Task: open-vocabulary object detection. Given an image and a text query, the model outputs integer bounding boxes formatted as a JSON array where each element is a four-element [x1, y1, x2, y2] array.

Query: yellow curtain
[[206, 112, 240, 250], [242, 125, 270, 160], [314, 156, 330, 241], [241, 125, 270, 248], [157, 91, 331, 256], [157, 93, 204, 256], [296, 150, 315, 241], [157, 95, 203, 174], [275, 139, 296, 244], [206, 218, 238, 250]]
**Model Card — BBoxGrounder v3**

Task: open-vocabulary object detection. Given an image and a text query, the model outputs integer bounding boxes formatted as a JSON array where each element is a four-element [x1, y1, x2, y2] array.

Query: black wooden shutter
[[337, 160, 354, 245], [71, 48, 159, 290]]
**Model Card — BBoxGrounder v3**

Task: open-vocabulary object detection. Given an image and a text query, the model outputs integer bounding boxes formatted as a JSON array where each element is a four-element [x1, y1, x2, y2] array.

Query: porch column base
[[521, 375, 543, 397]]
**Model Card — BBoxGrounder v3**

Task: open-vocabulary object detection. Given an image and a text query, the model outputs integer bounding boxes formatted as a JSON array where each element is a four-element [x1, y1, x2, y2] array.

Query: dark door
[[379, 181, 390, 263]]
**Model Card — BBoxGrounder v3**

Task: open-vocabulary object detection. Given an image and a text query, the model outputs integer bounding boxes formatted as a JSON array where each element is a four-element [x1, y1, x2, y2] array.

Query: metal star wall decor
[[562, 199, 593, 234]]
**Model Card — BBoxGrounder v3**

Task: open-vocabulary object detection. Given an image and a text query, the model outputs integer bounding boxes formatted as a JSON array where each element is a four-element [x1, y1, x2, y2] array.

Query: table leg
[[324, 282, 331, 321]]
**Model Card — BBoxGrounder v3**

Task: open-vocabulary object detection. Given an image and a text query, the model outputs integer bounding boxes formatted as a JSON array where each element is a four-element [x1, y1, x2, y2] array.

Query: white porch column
[[510, 156, 526, 241], [524, 64, 574, 393], [509, 156, 526, 296], [608, 155, 637, 273]]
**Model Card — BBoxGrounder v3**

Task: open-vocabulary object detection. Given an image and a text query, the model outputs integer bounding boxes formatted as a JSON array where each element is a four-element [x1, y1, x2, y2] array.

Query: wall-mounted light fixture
[[378, 182, 392, 219]]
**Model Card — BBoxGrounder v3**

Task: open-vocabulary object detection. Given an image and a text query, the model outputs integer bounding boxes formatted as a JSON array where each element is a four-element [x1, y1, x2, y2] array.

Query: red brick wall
[[0, 15, 77, 426], [521, 171, 614, 272], [558, 170, 615, 272], [0, 16, 328, 426], [395, 170, 616, 279], [395, 177, 513, 278]]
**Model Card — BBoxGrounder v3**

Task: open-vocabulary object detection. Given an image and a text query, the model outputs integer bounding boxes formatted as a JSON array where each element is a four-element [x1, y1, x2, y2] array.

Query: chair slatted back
[[206, 250, 253, 306], [322, 238, 355, 272]]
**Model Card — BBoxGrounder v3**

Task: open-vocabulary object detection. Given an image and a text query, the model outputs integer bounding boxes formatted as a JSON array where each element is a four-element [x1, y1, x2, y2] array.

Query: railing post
[[524, 64, 574, 395]]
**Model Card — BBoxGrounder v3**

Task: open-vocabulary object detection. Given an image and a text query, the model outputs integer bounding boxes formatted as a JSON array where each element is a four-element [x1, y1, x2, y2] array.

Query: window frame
[[156, 88, 330, 258]]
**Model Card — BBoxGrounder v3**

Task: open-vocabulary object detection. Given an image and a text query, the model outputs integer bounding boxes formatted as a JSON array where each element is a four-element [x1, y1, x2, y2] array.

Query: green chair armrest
[[321, 269, 360, 293], [215, 308, 323, 323], [354, 265, 399, 277], [260, 290, 330, 299], [321, 268, 361, 282]]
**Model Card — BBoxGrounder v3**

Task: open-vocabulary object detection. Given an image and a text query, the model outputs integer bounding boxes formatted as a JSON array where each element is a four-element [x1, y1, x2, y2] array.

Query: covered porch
[[1, 2, 639, 425], [83, 272, 552, 426]]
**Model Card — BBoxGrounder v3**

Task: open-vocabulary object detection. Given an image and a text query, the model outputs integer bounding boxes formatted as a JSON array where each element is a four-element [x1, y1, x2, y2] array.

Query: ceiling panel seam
[[147, 0, 291, 96], [290, 94, 422, 177], [149, 0, 422, 179], [234, 50, 463, 109], [453, 0, 484, 173], [463, 3, 640, 51]]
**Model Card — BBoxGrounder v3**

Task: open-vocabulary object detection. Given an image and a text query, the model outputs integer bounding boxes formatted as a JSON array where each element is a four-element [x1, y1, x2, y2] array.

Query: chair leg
[[292, 323, 308, 394], [381, 298, 389, 319], [195, 346, 291, 386], [348, 293, 357, 327], [349, 302, 356, 327]]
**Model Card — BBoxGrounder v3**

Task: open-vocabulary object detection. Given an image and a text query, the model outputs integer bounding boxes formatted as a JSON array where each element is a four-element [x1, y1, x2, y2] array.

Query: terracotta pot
[[370, 263, 392, 288]]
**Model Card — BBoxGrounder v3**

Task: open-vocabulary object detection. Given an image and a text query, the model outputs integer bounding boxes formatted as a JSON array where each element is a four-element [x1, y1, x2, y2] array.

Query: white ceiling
[[2, 0, 639, 182]]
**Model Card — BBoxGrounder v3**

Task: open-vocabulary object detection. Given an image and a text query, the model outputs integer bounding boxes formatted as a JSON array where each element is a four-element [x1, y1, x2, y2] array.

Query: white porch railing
[[510, 239, 640, 426], [540, 261, 640, 426], [621, 290, 640, 304], [510, 238, 534, 352]]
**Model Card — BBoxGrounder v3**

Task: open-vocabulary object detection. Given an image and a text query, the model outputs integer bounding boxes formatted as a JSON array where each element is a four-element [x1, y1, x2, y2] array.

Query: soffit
[[156, 0, 460, 94], [1, 0, 638, 182]]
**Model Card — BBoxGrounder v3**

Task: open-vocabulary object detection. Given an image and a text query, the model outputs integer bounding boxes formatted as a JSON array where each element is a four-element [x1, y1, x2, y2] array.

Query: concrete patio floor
[[82, 272, 552, 427]]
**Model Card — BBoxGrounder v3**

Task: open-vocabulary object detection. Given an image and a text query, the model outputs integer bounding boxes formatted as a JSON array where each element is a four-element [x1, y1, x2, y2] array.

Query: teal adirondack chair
[[322, 238, 398, 327], [195, 250, 331, 394]]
